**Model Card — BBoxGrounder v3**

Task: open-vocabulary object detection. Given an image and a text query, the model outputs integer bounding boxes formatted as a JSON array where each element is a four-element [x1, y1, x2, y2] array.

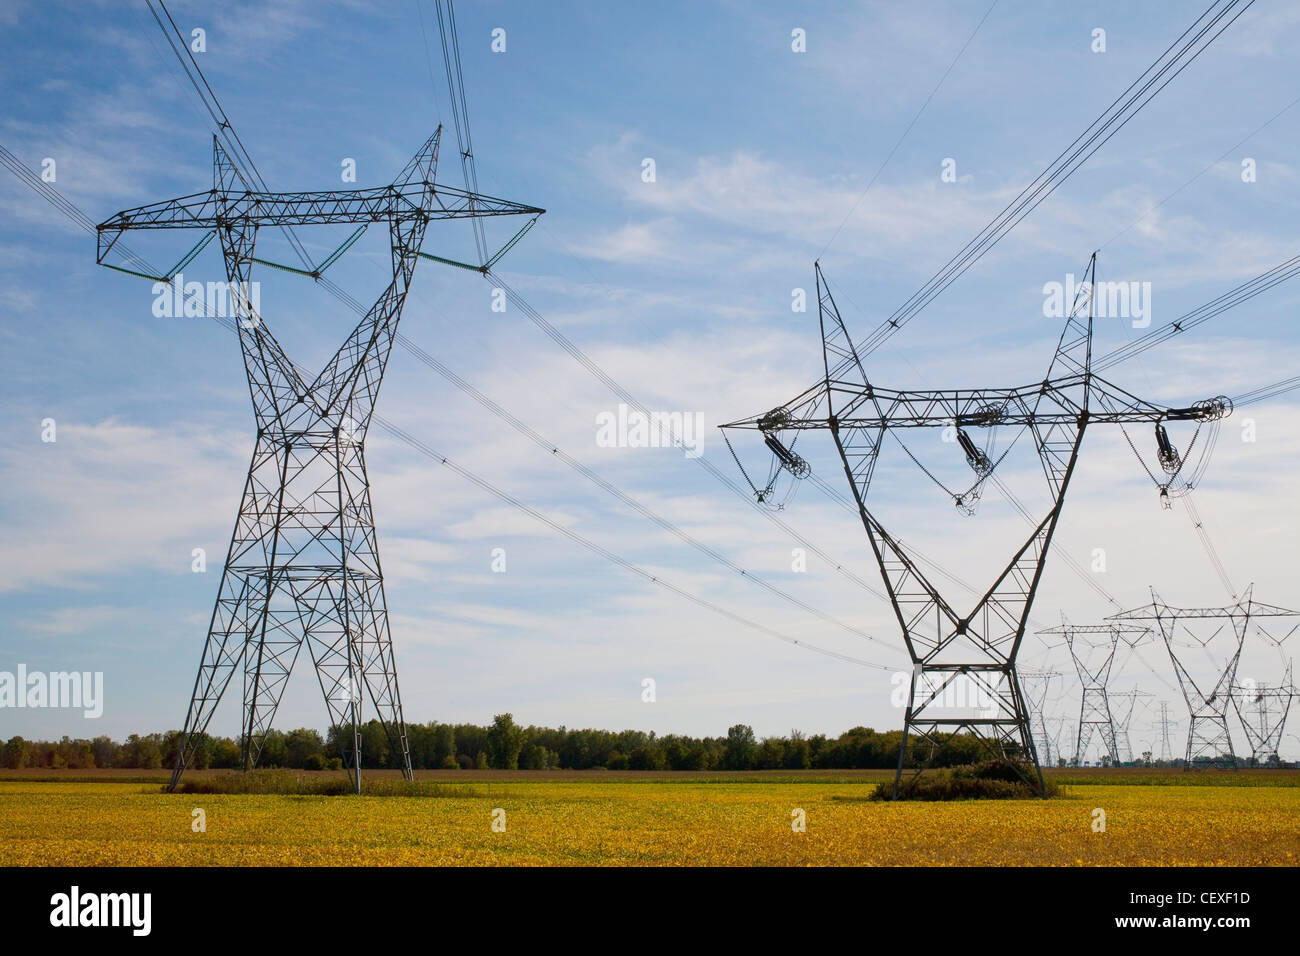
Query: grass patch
[[868, 758, 1061, 801], [171, 770, 483, 798]]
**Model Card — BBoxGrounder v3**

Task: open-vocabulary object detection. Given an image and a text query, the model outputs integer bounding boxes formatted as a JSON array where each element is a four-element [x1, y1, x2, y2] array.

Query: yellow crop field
[[1, 777, 1298, 866]]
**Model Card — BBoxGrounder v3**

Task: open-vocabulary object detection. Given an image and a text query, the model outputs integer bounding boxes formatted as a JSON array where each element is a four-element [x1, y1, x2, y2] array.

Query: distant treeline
[[1, 716, 1037, 771]]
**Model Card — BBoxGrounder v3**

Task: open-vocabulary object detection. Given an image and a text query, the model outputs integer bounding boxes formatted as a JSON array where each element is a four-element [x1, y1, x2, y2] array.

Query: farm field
[[1, 769, 1297, 866]]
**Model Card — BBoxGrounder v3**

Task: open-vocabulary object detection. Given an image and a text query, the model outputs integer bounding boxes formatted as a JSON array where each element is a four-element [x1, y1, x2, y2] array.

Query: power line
[[433, 0, 488, 265], [1092, 251, 1300, 374], [1232, 373, 1300, 407], [1100, 90, 1300, 250], [390, 330, 900, 651], [373, 415, 893, 669], [148, 1, 317, 275], [851, 0, 1255, 361], [128, 3, 910, 651], [482, 268, 896, 600], [1, 146, 896, 674], [818, 0, 999, 259]]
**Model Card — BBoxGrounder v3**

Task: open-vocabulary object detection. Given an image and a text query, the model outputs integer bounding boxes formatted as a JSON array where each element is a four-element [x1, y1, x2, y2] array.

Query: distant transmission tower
[[1021, 670, 1062, 768], [1041, 623, 1148, 766], [1157, 700, 1176, 764], [1047, 717, 1073, 767], [1111, 688, 1155, 765], [1112, 588, 1300, 770], [722, 254, 1232, 797], [97, 132, 543, 792], [1232, 661, 1297, 766]]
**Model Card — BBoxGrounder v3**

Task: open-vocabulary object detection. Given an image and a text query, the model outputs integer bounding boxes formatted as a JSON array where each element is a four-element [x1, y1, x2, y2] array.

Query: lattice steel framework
[[1048, 717, 1073, 766], [1110, 589, 1300, 770], [722, 256, 1232, 797], [1111, 688, 1154, 764], [1020, 669, 1062, 768], [1157, 700, 1176, 763], [1039, 623, 1148, 766], [96, 129, 543, 792], [1232, 661, 1297, 766]]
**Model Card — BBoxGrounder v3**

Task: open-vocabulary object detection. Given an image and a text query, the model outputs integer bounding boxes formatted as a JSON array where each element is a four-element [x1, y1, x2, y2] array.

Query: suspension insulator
[[956, 428, 993, 477], [1154, 423, 1181, 475], [764, 434, 810, 479]]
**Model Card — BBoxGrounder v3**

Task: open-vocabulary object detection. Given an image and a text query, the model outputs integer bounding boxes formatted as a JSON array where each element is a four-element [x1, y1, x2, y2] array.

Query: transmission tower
[[1111, 588, 1300, 770], [1046, 717, 1073, 769], [96, 131, 543, 792], [1111, 688, 1155, 764], [722, 254, 1232, 797], [1020, 669, 1062, 768], [1232, 661, 1297, 766], [1040, 623, 1148, 766], [1156, 700, 1177, 764]]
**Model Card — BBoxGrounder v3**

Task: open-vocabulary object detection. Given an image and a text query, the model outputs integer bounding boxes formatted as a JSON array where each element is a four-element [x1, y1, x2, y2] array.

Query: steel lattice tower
[[722, 255, 1232, 797], [1157, 701, 1176, 763], [1021, 670, 1062, 768], [1111, 588, 1300, 770], [97, 130, 543, 792], [1049, 717, 1073, 766], [1111, 688, 1154, 765], [1232, 662, 1297, 766], [1040, 622, 1147, 766]]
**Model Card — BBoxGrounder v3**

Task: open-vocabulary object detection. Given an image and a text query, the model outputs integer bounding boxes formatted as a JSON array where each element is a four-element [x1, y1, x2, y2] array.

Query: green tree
[[757, 737, 786, 770], [783, 730, 811, 770], [431, 723, 455, 766], [284, 728, 325, 768], [259, 729, 288, 768], [605, 750, 629, 770], [90, 735, 120, 769], [519, 743, 549, 770], [359, 721, 391, 769], [118, 734, 162, 769], [454, 723, 489, 764], [629, 745, 666, 770], [3, 736, 29, 769], [56, 737, 94, 769], [486, 713, 525, 770], [723, 724, 758, 770], [210, 737, 241, 769]]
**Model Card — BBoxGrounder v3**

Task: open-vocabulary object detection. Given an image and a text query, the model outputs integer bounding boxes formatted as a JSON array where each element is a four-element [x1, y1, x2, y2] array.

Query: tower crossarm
[[97, 183, 544, 264], [1038, 624, 1149, 637], [1109, 599, 1300, 621], [721, 376, 1229, 433]]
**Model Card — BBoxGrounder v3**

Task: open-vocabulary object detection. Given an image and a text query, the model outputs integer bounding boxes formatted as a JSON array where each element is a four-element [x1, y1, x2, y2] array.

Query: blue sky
[[2, 0, 1299, 761]]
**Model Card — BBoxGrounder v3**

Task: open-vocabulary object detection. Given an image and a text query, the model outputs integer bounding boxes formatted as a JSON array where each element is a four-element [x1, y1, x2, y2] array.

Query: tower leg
[[1186, 713, 1236, 769], [168, 569, 255, 789], [242, 579, 307, 770], [894, 665, 1046, 797]]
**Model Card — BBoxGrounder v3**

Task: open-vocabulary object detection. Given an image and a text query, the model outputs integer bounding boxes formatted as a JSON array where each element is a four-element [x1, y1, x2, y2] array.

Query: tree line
[[2, 715, 1018, 772]]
